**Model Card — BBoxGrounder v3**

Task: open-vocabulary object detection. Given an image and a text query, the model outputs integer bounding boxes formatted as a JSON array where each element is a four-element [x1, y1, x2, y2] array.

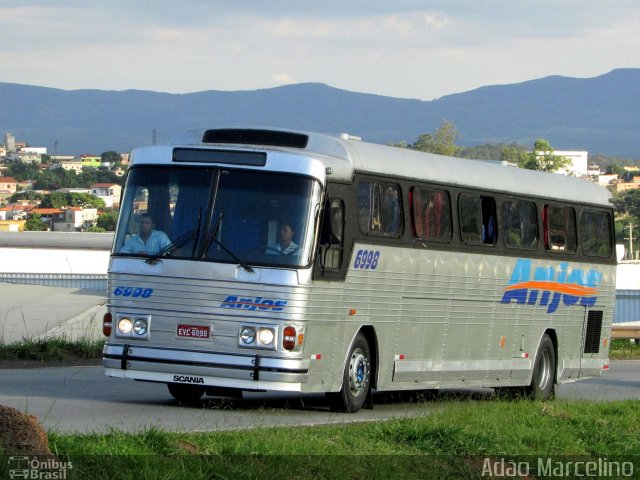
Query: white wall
[[0, 248, 108, 274]]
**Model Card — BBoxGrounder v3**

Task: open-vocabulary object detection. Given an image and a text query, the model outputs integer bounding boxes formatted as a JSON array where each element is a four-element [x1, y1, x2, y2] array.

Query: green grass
[[610, 338, 640, 359], [38, 400, 640, 479], [1, 338, 639, 478], [0, 337, 103, 363]]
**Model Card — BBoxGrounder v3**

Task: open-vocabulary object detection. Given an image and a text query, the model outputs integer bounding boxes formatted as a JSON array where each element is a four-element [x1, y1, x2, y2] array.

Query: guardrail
[[0, 272, 107, 290], [611, 325, 640, 340]]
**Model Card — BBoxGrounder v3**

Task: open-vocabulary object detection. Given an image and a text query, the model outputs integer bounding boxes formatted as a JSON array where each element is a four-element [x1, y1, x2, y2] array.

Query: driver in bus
[[268, 221, 299, 255], [120, 214, 171, 255]]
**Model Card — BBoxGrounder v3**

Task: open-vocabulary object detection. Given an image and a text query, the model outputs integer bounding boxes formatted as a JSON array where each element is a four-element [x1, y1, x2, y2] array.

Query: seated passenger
[[120, 214, 171, 255]]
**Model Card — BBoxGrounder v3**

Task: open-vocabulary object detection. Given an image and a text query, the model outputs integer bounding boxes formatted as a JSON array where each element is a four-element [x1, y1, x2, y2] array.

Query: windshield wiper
[[208, 236, 254, 273], [201, 212, 224, 257], [145, 230, 195, 264]]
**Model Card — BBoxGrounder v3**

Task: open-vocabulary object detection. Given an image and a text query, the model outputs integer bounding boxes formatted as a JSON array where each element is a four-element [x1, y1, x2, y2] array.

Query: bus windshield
[[113, 166, 322, 268]]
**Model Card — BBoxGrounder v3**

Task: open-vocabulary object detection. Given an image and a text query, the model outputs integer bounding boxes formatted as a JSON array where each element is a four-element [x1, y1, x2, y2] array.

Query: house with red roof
[[0, 176, 17, 194]]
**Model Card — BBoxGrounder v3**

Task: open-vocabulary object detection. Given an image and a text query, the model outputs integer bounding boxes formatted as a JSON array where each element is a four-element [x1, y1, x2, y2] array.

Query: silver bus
[[102, 128, 616, 412]]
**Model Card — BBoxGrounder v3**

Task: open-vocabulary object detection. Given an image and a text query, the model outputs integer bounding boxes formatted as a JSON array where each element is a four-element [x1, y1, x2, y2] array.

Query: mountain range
[[1, 68, 639, 157]]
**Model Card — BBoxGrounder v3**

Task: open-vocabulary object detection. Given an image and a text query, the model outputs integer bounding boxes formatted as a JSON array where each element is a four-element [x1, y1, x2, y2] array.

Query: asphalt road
[[1, 360, 638, 434]]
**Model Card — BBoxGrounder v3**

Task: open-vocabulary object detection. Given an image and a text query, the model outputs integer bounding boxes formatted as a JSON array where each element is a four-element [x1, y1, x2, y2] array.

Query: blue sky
[[1, 1, 639, 100]]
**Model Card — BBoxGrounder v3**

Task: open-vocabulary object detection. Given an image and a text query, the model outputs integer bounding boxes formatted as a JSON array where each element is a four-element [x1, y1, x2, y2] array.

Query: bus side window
[[544, 204, 577, 252], [502, 200, 538, 249], [581, 209, 612, 257], [411, 186, 452, 241], [459, 193, 496, 245], [357, 180, 403, 237], [318, 199, 344, 270]]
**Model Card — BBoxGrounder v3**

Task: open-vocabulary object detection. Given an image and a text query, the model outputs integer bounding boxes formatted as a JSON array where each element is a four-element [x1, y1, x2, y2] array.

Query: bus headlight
[[239, 324, 277, 350], [118, 317, 133, 334], [257, 328, 274, 346], [115, 314, 150, 340], [240, 327, 256, 345], [133, 318, 148, 335]]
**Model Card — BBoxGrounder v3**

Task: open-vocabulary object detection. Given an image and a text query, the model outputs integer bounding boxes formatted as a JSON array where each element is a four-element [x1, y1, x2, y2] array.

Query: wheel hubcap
[[537, 349, 551, 390], [348, 348, 369, 397]]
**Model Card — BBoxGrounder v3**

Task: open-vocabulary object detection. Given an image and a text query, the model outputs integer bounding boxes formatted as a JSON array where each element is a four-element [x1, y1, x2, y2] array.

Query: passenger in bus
[[267, 221, 299, 255], [120, 214, 171, 255]]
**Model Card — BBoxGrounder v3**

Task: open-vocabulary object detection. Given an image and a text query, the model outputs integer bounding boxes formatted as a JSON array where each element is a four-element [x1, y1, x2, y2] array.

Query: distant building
[[53, 207, 99, 232], [554, 151, 589, 177], [6, 150, 43, 163], [79, 155, 101, 168], [534, 150, 589, 176], [90, 183, 122, 208], [0, 219, 25, 232], [0, 177, 18, 194], [597, 174, 618, 186], [3, 133, 15, 152], [50, 155, 102, 172], [20, 147, 47, 155], [56, 187, 92, 195], [617, 182, 640, 193]]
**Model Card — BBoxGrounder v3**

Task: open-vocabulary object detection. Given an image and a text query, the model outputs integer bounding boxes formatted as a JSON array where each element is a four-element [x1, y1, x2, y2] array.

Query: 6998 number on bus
[[353, 249, 380, 270], [113, 286, 154, 298]]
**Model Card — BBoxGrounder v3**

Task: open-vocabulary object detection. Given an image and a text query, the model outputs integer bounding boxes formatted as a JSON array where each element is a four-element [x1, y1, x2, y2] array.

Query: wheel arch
[[358, 325, 379, 389]]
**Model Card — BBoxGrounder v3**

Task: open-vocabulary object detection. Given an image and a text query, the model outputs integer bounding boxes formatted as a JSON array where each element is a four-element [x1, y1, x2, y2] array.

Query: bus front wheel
[[525, 334, 556, 400], [328, 333, 372, 413]]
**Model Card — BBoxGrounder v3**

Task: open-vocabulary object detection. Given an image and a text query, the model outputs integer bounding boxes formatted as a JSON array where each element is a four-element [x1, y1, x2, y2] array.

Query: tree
[[7, 190, 43, 204], [7, 160, 41, 182], [101, 151, 122, 164], [96, 211, 118, 231], [39, 192, 106, 209], [24, 213, 48, 231], [520, 139, 572, 172], [606, 163, 627, 178], [410, 120, 460, 156], [499, 143, 529, 164], [614, 188, 640, 219]]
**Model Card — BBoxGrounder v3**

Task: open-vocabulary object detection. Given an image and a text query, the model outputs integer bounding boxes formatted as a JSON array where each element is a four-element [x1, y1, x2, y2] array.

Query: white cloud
[[272, 74, 296, 85], [0, 1, 638, 99]]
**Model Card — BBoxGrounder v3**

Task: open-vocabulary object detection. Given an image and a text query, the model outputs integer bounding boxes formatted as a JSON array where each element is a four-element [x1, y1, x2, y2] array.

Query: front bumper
[[103, 343, 310, 392]]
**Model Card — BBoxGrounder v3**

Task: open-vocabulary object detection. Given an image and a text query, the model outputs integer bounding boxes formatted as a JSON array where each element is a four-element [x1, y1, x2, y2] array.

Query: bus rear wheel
[[328, 333, 372, 413], [168, 383, 205, 403], [525, 334, 556, 400]]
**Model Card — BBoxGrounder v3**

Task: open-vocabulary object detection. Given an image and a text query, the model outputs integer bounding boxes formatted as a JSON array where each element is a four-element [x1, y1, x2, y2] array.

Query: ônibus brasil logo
[[501, 259, 602, 314]]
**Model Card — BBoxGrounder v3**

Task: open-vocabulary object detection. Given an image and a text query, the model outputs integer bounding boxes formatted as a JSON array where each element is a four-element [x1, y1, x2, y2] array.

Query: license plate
[[177, 324, 210, 339]]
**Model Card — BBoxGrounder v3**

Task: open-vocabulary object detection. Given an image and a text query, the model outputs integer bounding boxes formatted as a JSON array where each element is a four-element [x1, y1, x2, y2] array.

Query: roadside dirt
[[0, 357, 101, 455], [0, 405, 53, 456]]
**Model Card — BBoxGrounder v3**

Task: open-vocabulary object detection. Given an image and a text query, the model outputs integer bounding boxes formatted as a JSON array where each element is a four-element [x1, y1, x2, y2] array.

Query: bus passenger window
[[459, 193, 496, 245], [544, 205, 576, 252], [358, 180, 403, 236], [502, 200, 538, 249], [581, 209, 612, 257], [411, 187, 452, 241]]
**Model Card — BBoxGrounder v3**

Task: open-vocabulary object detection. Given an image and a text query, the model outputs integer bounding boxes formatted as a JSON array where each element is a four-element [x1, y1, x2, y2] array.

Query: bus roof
[[158, 128, 613, 207]]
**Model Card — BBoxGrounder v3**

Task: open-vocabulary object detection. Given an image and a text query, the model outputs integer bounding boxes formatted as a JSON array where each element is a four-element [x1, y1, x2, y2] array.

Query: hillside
[[0, 68, 638, 157]]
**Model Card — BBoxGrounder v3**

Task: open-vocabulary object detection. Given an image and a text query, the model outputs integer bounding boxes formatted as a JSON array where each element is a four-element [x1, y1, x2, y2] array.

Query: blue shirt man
[[120, 215, 171, 254]]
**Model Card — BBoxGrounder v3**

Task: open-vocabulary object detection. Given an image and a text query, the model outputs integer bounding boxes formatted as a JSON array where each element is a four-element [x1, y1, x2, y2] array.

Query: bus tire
[[328, 332, 372, 413], [525, 334, 556, 400], [167, 383, 205, 403]]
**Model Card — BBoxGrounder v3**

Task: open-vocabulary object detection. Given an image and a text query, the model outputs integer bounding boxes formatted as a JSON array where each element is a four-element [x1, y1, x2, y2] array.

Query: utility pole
[[625, 224, 636, 260]]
